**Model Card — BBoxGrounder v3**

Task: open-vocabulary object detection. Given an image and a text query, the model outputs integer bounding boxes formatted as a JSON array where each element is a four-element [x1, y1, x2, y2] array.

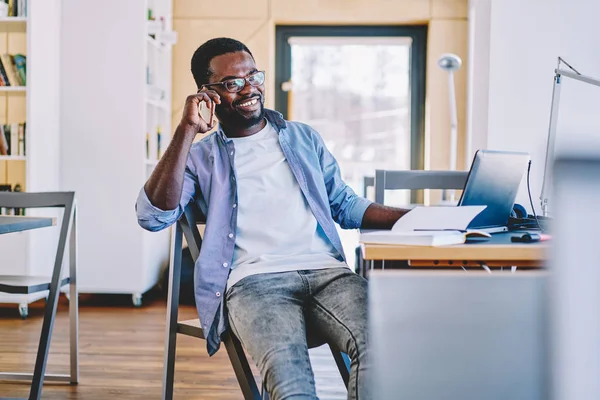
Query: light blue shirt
[[135, 109, 372, 356]]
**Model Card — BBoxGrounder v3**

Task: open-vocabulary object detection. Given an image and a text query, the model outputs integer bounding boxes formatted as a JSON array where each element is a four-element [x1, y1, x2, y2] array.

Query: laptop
[[458, 149, 530, 233]]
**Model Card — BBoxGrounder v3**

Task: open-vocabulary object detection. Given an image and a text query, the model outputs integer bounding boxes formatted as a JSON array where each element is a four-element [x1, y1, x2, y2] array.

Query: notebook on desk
[[360, 229, 491, 246], [360, 205, 491, 246]]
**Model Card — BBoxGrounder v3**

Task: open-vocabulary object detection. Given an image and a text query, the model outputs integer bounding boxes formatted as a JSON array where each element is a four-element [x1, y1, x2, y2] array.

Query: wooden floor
[[0, 292, 345, 399]]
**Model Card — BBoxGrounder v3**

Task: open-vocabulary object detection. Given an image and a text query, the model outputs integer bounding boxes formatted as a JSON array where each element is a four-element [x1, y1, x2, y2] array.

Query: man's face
[[206, 51, 265, 128]]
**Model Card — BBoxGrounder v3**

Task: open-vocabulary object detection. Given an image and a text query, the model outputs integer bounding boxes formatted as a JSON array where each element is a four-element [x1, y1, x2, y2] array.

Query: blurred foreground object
[[550, 153, 600, 400], [369, 270, 548, 400]]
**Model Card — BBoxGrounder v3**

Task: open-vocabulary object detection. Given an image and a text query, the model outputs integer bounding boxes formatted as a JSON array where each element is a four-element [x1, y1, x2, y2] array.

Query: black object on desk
[[512, 233, 542, 243]]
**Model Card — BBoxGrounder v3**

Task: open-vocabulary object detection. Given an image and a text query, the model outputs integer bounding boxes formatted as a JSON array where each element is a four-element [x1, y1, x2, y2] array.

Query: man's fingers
[[197, 88, 221, 104]]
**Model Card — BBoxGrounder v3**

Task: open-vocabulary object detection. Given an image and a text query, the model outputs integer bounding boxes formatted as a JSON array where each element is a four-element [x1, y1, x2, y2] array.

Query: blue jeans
[[226, 267, 371, 400]]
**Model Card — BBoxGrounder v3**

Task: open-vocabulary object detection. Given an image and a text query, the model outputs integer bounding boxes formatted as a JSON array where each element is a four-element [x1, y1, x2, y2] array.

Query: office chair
[[363, 176, 374, 199], [0, 191, 79, 400], [374, 169, 468, 205], [162, 202, 350, 400]]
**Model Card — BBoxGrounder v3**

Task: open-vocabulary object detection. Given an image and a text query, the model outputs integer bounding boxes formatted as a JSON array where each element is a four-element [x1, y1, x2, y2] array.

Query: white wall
[[469, 0, 600, 213]]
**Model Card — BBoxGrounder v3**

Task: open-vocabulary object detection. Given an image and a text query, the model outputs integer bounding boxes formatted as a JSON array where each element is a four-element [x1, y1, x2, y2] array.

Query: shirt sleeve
[[135, 165, 199, 232], [313, 129, 373, 229]]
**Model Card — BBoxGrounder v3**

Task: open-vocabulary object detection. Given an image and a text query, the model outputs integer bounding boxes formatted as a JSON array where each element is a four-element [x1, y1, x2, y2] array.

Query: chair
[[162, 203, 350, 400], [363, 176, 374, 199], [355, 176, 375, 275], [374, 169, 468, 205], [358, 170, 468, 276], [0, 191, 79, 400]]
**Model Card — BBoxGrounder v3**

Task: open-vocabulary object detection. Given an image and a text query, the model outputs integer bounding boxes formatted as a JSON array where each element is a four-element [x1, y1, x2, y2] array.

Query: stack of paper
[[360, 206, 490, 246]]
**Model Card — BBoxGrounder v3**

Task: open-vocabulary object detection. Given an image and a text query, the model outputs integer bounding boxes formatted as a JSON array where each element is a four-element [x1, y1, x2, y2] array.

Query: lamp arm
[[540, 68, 600, 217], [540, 73, 562, 217]]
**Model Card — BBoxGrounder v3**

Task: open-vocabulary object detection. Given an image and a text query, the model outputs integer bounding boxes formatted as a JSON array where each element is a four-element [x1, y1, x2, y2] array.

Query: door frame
[[274, 25, 428, 170]]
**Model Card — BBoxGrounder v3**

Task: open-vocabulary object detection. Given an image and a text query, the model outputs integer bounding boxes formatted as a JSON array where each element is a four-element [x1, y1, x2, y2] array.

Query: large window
[[275, 25, 427, 266]]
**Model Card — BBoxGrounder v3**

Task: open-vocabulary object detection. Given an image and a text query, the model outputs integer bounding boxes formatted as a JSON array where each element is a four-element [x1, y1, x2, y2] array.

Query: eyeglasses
[[202, 70, 266, 93]]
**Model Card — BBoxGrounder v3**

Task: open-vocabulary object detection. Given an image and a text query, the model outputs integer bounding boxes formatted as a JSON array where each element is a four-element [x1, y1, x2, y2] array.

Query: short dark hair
[[191, 38, 254, 88]]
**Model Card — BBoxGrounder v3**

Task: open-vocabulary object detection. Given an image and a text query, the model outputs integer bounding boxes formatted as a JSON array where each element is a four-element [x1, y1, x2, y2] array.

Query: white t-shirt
[[226, 120, 348, 289]]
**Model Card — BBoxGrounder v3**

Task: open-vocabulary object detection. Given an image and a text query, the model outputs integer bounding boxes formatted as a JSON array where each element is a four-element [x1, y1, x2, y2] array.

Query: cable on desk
[[479, 262, 492, 274]]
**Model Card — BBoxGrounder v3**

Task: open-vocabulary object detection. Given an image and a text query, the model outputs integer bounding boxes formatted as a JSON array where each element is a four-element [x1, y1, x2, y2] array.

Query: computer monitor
[[458, 150, 530, 232]]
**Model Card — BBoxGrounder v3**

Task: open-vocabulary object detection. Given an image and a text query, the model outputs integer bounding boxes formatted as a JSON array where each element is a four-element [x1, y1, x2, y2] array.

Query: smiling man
[[136, 38, 408, 400]]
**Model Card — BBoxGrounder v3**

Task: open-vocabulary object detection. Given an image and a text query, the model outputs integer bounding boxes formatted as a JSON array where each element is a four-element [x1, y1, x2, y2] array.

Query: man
[[136, 37, 408, 400]]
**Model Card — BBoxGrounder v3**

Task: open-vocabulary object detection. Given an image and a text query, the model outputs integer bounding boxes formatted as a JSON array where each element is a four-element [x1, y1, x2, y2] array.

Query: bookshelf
[[61, 0, 175, 306], [0, 0, 62, 317], [0, 86, 25, 92]]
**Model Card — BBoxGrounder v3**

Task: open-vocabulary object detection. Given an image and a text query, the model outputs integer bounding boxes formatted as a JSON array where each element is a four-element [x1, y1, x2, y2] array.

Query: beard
[[214, 96, 265, 129]]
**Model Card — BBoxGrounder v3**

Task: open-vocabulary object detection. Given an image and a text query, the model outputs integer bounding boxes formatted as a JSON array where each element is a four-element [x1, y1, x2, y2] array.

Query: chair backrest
[[374, 170, 468, 205], [0, 191, 75, 276], [363, 176, 374, 199], [179, 202, 206, 261]]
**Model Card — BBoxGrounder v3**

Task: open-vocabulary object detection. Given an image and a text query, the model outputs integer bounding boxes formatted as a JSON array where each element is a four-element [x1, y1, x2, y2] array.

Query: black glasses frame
[[202, 70, 266, 93]]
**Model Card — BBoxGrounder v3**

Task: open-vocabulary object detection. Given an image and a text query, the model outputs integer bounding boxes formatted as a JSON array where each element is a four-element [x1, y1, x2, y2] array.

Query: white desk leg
[[511, 266, 517, 273]]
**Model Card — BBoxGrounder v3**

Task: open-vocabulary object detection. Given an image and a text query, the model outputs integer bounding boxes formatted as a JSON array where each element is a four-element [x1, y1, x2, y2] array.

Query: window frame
[[275, 24, 428, 170]]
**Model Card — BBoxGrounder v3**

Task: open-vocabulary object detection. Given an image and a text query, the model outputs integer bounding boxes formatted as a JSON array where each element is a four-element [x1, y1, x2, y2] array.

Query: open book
[[360, 205, 491, 246]]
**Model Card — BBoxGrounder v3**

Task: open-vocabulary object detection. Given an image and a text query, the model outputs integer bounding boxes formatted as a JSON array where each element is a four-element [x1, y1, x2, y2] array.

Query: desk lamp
[[540, 57, 600, 217]]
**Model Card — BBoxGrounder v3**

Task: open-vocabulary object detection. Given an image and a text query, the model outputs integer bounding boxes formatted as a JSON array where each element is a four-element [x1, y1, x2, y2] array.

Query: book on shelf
[[0, 53, 25, 86], [0, 183, 25, 215], [0, 122, 25, 156], [1, 0, 27, 17]]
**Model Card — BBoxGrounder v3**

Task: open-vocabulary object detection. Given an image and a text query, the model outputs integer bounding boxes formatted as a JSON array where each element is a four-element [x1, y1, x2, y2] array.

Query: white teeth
[[240, 99, 258, 107]]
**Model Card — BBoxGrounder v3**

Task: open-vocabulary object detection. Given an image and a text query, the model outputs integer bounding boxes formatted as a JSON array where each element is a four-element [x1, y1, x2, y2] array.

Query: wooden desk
[[0, 216, 56, 235], [361, 232, 548, 268]]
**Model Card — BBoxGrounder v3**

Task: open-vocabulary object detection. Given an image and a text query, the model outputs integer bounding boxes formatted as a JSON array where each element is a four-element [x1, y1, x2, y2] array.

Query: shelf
[[0, 17, 27, 33], [145, 96, 169, 111], [147, 20, 162, 35], [0, 17, 27, 22], [0, 155, 26, 160], [147, 36, 164, 51], [147, 36, 173, 52], [0, 86, 26, 92]]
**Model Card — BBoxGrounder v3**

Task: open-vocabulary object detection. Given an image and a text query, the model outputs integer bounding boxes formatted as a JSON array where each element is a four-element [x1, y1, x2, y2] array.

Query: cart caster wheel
[[18, 303, 28, 319], [132, 294, 142, 308]]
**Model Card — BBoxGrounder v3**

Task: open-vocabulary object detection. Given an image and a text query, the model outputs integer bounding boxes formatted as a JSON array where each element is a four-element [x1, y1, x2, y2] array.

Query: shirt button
[[228, 233, 234, 238], [222, 262, 228, 268], [230, 151, 234, 155], [216, 292, 221, 297], [233, 204, 237, 208]]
